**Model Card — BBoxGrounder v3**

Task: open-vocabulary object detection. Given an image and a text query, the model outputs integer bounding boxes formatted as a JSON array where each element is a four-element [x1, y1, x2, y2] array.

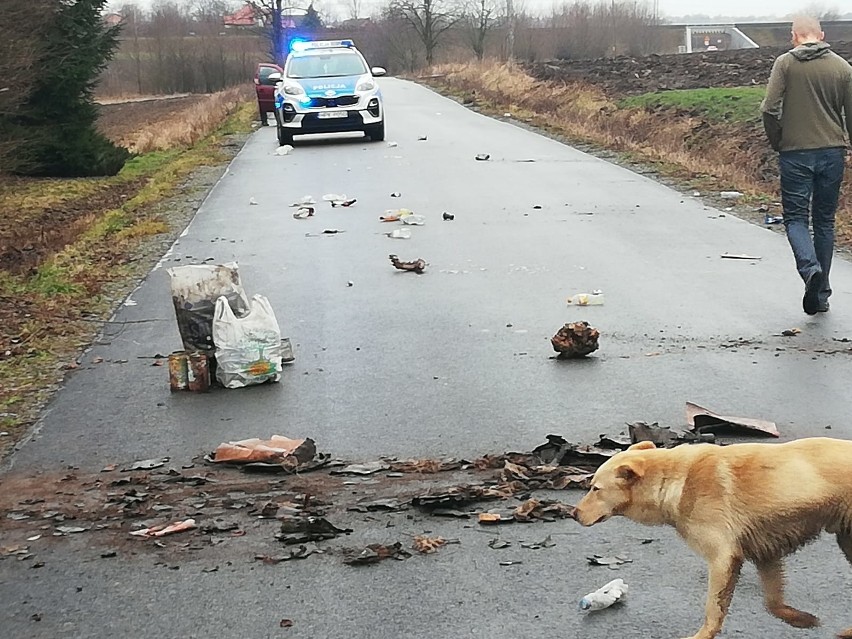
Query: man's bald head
[[791, 15, 824, 44]]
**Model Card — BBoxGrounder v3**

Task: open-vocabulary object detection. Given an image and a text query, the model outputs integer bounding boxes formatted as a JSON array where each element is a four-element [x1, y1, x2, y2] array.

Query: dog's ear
[[627, 441, 656, 451], [615, 460, 644, 484]]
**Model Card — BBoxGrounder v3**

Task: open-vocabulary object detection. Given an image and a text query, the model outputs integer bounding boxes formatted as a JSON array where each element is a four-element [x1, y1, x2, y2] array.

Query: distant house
[[338, 17, 372, 30], [224, 3, 305, 29], [103, 12, 123, 27], [224, 5, 262, 28]]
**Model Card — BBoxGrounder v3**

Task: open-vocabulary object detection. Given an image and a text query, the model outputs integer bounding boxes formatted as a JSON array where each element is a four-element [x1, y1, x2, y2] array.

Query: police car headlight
[[356, 80, 376, 92], [283, 83, 305, 96]]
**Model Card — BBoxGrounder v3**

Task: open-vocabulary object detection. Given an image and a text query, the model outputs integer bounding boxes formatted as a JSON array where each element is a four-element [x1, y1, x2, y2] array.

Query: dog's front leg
[[681, 555, 743, 639]]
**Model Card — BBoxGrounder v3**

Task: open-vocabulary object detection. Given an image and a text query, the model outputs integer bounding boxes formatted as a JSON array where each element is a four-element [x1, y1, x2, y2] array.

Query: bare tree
[[387, 0, 463, 65], [796, 3, 842, 20], [116, 2, 146, 94], [464, 0, 500, 60], [248, 0, 287, 64], [248, 1, 318, 64], [348, 0, 363, 20]]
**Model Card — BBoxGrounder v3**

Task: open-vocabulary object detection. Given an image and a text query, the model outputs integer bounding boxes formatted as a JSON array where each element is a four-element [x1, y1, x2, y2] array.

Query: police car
[[270, 39, 386, 146]]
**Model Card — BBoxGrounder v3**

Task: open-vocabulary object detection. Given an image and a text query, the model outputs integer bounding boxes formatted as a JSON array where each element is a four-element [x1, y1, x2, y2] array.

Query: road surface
[[2, 78, 852, 639]]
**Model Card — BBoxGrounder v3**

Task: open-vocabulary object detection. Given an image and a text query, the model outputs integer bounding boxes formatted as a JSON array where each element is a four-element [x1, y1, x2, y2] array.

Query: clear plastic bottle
[[579, 578, 628, 611], [567, 292, 605, 306], [388, 228, 412, 239]]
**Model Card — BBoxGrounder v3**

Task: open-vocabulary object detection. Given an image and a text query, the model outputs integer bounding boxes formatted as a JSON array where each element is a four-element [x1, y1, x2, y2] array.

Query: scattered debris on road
[[488, 539, 512, 549], [520, 534, 556, 549], [122, 457, 169, 472], [390, 254, 426, 273], [130, 518, 197, 538], [390, 192, 401, 197], [587, 554, 632, 568], [331, 461, 389, 475], [344, 542, 411, 565], [55, 525, 89, 535], [413, 535, 454, 554], [475, 153, 490, 161], [686, 402, 779, 438], [566, 292, 605, 306], [551, 321, 600, 358], [381, 208, 414, 222], [418, 135, 428, 141], [401, 214, 426, 226], [275, 145, 294, 156], [249, 198, 258, 205], [720, 252, 762, 260], [277, 516, 352, 545], [720, 191, 743, 200], [442, 212, 454, 221], [322, 194, 356, 207], [386, 229, 412, 239], [580, 578, 629, 611], [292, 207, 314, 219], [208, 436, 317, 467], [625, 421, 715, 447], [781, 328, 802, 337], [256, 543, 323, 563]]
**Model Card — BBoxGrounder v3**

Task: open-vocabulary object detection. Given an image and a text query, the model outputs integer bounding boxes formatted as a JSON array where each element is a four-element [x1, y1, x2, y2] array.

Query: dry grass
[[115, 86, 252, 154], [426, 60, 850, 227], [0, 100, 257, 460]]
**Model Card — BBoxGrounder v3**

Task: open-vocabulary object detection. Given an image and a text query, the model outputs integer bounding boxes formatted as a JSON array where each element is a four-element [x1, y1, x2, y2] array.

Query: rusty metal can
[[187, 351, 210, 392], [280, 337, 295, 364], [168, 351, 189, 392]]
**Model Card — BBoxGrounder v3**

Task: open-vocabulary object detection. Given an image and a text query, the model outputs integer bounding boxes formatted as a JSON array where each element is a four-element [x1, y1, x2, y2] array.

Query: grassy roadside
[[0, 92, 256, 460], [418, 61, 850, 241]]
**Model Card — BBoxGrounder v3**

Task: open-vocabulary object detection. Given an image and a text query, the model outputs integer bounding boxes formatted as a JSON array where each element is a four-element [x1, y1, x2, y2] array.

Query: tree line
[[0, 0, 663, 177], [98, 0, 664, 94]]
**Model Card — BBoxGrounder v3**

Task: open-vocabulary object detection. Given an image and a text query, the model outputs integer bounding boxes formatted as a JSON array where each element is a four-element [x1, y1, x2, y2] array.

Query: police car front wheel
[[365, 121, 385, 142], [277, 125, 293, 146]]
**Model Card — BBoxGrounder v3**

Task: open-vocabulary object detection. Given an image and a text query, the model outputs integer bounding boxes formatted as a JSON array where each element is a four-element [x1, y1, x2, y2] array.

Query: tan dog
[[573, 437, 852, 639]]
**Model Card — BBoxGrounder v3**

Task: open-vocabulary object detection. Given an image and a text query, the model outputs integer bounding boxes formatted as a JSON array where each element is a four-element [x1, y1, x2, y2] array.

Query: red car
[[254, 62, 284, 126]]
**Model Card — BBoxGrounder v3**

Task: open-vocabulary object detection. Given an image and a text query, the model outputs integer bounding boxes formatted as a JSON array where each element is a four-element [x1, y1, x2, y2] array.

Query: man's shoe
[[818, 302, 830, 313], [803, 269, 823, 315]]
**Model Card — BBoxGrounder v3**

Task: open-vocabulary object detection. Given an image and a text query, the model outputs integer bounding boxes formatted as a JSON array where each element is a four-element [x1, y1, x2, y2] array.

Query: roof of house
[[224, 5, 258, 27]]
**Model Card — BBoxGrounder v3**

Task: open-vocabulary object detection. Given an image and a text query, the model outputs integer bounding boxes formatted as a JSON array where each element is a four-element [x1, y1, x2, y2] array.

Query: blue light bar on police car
[[290, 39, 354, 52]]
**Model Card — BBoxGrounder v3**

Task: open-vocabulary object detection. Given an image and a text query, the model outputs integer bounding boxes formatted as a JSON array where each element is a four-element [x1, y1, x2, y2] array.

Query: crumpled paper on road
[[208, 436, 317, 465]]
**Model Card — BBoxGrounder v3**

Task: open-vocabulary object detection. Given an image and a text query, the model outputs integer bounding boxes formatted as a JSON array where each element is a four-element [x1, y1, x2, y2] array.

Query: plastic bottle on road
[[579, 578, 628, 611]]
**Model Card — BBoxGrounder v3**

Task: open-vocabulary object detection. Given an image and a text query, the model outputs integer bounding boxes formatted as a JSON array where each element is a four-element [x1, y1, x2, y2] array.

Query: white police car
[[270, 39, 386, 146]]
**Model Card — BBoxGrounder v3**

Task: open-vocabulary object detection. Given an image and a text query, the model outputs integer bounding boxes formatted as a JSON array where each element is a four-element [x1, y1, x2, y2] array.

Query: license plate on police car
[[318, 111, 347, 119]]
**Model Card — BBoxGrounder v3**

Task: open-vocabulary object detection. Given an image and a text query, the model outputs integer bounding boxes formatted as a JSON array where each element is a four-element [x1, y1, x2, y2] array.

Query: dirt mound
[[525, 41, 852, 97]]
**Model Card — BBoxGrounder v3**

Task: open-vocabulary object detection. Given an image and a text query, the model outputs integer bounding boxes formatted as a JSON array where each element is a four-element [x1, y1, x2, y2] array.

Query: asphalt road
[[3, 78, 852, 639]]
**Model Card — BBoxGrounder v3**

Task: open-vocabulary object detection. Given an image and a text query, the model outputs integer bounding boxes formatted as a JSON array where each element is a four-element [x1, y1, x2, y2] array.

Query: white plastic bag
[[168, 262, 249, 354], [213, 294, 283, 389]]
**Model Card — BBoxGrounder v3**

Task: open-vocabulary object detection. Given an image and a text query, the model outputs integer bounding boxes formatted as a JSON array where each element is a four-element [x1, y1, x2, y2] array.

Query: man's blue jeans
[[780, 147, 846, 306]]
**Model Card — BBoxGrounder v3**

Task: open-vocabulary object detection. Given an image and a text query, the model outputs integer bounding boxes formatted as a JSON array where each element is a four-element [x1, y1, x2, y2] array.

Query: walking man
[[761, 15, 852, 314]]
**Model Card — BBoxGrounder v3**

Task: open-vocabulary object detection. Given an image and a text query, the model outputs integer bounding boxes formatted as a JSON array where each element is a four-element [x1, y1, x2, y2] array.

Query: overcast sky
[[656, 1, 839, 17], [110, 0, 846, 20]]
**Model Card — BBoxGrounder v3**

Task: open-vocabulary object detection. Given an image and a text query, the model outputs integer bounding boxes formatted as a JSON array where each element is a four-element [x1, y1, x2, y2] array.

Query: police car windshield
[[288, 53, 367, 79]]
